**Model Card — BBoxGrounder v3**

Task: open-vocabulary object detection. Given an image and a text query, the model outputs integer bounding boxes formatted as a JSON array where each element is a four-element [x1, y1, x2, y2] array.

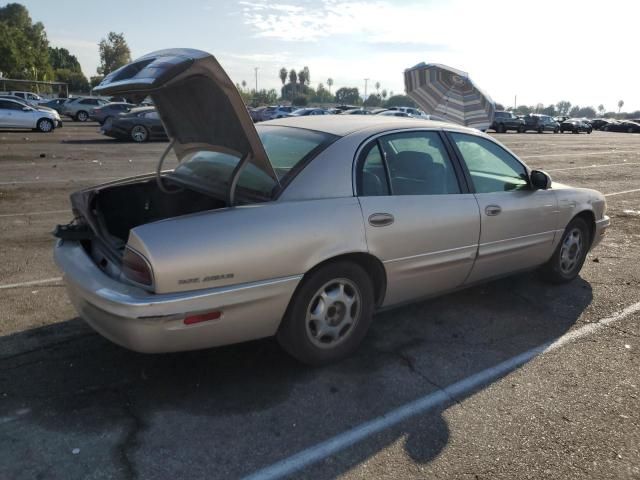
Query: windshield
[[170, 125, 337, 201]]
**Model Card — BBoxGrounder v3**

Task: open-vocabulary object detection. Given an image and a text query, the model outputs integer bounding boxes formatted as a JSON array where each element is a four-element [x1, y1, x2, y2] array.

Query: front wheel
[[130, 125, 149, 142], [497, 123, 506, 133], [517, 125, 525, 133], [37, 118, 54, 132], [540, 217, 590, 283], [554, 127, 559, 133], [277, 261, 374, 365], [76, 110, 88, 122]]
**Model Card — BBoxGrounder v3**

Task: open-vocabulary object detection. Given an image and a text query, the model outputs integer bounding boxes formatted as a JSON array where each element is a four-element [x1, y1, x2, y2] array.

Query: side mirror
[[530, 170, 551, 189], [22, 106, 31, 111]]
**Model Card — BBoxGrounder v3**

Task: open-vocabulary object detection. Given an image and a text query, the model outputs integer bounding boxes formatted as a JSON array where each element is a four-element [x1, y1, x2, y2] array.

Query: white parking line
[[605, 188, 640, 197], [243, 301, 640, 480], [521, 150, 638, 159], [547, 162, 640, 172], [0, 209, 69, 218], [0, 277, 63, 290]]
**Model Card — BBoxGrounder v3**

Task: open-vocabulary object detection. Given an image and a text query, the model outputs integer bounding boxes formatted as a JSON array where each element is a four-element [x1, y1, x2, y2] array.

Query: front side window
[[450, 133, 529, 193], [378, 131, 461, 195]]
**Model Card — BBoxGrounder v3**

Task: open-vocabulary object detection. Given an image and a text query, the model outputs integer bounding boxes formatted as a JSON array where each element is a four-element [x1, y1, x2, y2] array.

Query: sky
[[16, 0, 640, 111]]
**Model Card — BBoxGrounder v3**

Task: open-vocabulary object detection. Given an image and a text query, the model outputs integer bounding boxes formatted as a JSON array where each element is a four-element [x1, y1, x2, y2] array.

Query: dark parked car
[[560, 118, 592, 134], [41, 98, 70, 114], [89, 102, 136, 124], [101, 107, 167, 142], [523, 114, 560, 133], [554, 116, 570, 123], [290, 108, 329, 116], [589, 118, 614, 130], [340, 108, 372, 115], [603, 120, 640, 133], [490, 111, 525, 133]]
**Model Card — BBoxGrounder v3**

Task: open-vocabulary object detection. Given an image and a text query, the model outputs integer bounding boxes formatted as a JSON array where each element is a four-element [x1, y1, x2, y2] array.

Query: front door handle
[[485, 205, 502, 216], [368, 212, 394, 227]]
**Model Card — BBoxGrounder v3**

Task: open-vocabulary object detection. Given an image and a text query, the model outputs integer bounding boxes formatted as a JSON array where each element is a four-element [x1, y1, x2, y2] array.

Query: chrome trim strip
[[478, 229, 559, 248], [383, 244, 478, 264]]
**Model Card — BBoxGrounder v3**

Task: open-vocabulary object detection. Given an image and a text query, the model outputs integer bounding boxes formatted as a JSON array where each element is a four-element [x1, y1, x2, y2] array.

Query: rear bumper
[[54, 240, 300, 353], [591, 215, 610, 249]]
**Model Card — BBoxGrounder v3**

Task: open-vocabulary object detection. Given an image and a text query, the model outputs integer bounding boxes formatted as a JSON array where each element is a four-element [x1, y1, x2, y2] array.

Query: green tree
[[292, 95, 308, 106], [312, 83, 333, 103], [541, 104, 557, 116], [251, 88, 278, 106], [326, 77, 333, 93], [297, 68, 307, 86], [569, 105, 580, 117], [495, 102, 505, 110], [97, 32, 131, 75], [384, 94, 417, 108], [618, 99, 624, 113], [381, 89, 387, 100], [374, 81, 380, 94], [334, 87, 361, 105], [49, 47, 81, 72], [279, 67, 287, 85], [597, 104, 605, 116], [241, 80, 246, 91], [0, 3, 52, 81], [556, 100, 571, 115], [364, 93, 382, 107], [54, 68, 89, 92], [90, 75, 104, 88]]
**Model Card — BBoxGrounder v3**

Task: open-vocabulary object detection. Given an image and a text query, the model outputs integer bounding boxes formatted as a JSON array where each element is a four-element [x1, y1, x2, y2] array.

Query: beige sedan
[[54, 49, 610, 365]]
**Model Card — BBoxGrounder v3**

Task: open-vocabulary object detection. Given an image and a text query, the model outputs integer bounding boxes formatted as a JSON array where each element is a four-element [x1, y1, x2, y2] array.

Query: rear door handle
[[368, 213, 394, 227], [485, 205, 502, 216]]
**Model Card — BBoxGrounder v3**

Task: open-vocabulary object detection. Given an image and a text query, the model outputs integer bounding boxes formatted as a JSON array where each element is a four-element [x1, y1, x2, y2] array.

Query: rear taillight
[[122, 248, 153, 286]]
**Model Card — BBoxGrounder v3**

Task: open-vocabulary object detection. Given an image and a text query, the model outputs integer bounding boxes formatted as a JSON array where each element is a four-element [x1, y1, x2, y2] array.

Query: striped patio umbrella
[[404, 63, 495, 130]]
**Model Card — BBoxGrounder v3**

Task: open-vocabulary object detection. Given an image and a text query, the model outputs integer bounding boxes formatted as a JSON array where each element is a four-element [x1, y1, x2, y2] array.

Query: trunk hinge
[[227, 152, 252, 207]]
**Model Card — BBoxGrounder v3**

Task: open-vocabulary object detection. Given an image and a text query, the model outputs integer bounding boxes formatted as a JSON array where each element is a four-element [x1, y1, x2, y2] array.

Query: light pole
[[364, 78, 369, 103], [254, 67, 259, 92]]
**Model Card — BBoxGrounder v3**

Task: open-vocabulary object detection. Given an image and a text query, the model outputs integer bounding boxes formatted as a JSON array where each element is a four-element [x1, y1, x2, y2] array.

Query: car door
[[0, 100, 34, 128], [357, 130, 481, 306], [447, 132, 559, 283]]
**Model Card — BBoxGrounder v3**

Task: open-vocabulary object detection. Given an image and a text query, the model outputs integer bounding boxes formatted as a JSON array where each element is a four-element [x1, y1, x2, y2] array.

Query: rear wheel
[[130, 125, 149, 142], [497, 123, 506, 133], [277, 261, 374, 365], [587, 128, 592, 134], [628, 127, 634, 133], [36, 118, 54, 132], [537, 126, 543, 133], [554, 127, 559, 133], [540, 217, 590, 283], [76, 110, 88, 122], [517, 125, 525, 133]]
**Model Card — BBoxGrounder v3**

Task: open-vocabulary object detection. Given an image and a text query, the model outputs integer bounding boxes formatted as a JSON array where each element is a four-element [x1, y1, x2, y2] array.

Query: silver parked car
[[54, 49, 610, 365], [61, 97, 110, 121], [0, 97, 61, 131]]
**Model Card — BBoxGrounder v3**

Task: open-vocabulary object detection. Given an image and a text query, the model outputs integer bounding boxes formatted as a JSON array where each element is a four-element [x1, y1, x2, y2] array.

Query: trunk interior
[[93, 178, 227, 244]]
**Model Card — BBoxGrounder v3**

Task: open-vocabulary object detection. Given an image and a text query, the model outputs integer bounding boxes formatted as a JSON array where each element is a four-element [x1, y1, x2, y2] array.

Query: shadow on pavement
[[0, 272, 592, 480]]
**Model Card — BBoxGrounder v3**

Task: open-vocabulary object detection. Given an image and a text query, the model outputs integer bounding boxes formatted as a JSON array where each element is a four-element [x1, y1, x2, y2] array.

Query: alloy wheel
[[305, 278, 361, 349], [559, 228, 583, 274], [131, 125, 148, 142]]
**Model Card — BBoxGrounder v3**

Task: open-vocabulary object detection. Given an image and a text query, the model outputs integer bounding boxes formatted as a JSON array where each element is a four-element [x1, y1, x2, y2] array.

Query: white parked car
[[5, 90, 46, 106], [0, 97, 61, 132]]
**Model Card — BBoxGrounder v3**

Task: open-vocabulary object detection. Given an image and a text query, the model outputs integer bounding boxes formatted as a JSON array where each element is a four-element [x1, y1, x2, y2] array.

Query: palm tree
[[327, 78, 333, 93], [389, 90, 394, 97], [598, 104, 605, 116], [241, 80, 246, 91], [298, 69, 306, 87], [279, 67, 287, 85], [289, 69, 297, 98], [618, 100, 624, 113], [381, 89, 387, 100], [303, 66, 310, 85], [375, 81, 380, 94]]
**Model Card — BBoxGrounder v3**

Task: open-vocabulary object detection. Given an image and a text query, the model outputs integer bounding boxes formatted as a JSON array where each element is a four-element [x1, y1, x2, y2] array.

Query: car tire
[[497, 123, 506, 133], [277, 261, 374, 365], [36, 118, 54, 133], [517, 125, 525, 133], [537, 126, 543, 133], [554, 127, 559, 133], [130, 125, 149, 143], [540, 217, 590, 284], [628, 127, 634, 134], [573, 128, 579, 134], [560, 129, 564, 133], [587, 128, 592, 134], [76, 110, 89, 122]]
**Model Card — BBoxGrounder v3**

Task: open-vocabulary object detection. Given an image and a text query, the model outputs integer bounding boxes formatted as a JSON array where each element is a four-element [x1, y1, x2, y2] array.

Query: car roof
[[264, 114, 477, 137]]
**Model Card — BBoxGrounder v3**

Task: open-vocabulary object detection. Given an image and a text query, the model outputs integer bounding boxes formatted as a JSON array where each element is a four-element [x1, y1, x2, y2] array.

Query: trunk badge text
[[178, 273, 234, 285]]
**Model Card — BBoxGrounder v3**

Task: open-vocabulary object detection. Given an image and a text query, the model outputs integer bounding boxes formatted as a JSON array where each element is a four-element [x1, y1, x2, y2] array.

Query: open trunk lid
[[93, 49, 279, 193]]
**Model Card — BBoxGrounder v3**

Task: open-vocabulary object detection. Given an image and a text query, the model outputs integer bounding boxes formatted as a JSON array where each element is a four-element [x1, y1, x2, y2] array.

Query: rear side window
[[358, 131, 461, 196]]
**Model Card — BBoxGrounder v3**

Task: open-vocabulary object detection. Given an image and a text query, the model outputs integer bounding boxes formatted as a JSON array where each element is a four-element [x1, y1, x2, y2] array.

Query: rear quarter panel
[[549, 182, 606, 248], [127, 198, 367, 294]]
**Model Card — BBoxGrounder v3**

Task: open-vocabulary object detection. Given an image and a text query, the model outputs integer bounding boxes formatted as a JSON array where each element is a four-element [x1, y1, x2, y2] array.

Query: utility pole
[[514, 95, 517, 110], [364, 78, 369, 102], [254, 67, 259, 92]]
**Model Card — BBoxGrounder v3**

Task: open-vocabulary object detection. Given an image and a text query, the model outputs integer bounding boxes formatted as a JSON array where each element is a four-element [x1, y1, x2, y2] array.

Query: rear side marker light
[[122, 247, 153, 286], [184, 311, 222, 325]]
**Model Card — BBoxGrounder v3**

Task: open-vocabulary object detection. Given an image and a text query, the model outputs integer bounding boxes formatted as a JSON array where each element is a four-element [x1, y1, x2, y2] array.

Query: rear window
[[170, 125, 336, 200]]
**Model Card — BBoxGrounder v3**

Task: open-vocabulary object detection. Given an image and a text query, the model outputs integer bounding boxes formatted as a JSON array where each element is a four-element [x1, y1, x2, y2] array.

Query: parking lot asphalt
[[1, 124, 639, 479]]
